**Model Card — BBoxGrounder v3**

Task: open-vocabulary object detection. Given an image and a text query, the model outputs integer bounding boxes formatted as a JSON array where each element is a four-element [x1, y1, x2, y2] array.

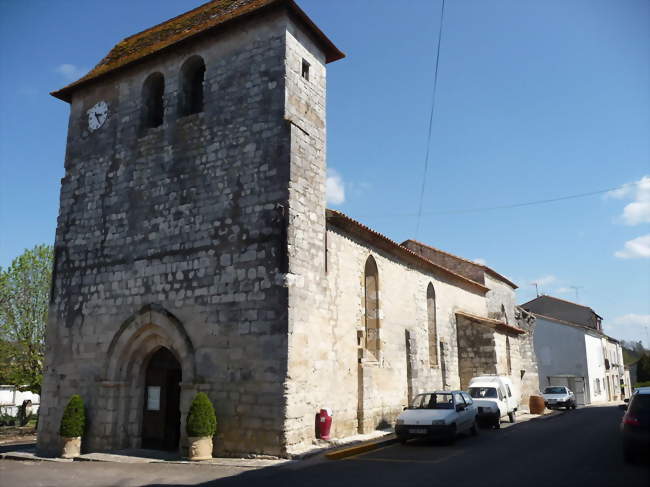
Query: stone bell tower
[[38, 0, 343, 457]]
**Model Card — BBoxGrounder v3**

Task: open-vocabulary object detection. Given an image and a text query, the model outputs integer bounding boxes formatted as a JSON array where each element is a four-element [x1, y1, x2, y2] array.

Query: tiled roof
[[403, 239, 518, 289], [530, 312, 619, 343], [326, 210, 489, 294], [455, 311, 526, 335], [51, 0, 344, 102]]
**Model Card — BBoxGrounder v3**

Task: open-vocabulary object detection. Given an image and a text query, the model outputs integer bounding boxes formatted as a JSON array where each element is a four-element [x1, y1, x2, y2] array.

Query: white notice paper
[[147, 386, 161, 411]]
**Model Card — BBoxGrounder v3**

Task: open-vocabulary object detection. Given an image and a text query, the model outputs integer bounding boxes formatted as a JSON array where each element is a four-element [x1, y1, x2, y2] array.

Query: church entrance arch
[[101, 305, 197, 452], [141, 347, 182, 450]]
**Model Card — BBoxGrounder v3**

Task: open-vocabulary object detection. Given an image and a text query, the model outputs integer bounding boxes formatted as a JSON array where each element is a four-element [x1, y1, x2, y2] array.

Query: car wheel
[[399, 437, 408, 445], [508, 411, 516, 423], [571, 403, 577, 410], [494, 417, 501, 429], [471, 421, 479, 436]]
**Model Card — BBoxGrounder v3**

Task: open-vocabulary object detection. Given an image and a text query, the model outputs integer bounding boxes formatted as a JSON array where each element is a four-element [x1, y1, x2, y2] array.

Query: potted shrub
[[186, 392, 217, 460], [59, 394, 85, 458]]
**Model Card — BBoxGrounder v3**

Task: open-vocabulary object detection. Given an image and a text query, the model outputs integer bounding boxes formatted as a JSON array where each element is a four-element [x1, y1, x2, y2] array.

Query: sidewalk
[[0, 410, 565, 466]]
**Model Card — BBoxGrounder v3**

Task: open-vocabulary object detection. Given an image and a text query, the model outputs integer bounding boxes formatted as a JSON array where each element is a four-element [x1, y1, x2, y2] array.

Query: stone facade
[[39, 0, 540, 459], [39, 8, 325, 458]]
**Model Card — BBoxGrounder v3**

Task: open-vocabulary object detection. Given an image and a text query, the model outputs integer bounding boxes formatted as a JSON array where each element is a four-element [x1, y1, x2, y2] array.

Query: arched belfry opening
[[141, 72, 165, 130], [178, 55, 205, 117], [141, 347, 182, 450]]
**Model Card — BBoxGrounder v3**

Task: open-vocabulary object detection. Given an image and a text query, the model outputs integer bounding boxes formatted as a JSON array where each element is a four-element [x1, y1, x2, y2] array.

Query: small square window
[[301, 59, 310, 81]]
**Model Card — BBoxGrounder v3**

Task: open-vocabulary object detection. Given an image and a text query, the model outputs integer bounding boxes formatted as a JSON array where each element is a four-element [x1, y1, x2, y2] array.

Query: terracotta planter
[[60, 436, 81, 458], [188, 436, 213, 461]]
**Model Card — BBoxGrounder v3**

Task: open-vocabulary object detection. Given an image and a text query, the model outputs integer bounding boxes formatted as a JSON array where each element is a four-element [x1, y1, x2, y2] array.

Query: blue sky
[[0, 0, 648, 344]]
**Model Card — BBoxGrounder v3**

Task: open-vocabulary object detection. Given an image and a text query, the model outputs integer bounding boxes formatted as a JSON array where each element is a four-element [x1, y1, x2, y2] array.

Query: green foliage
[[0, 244, 53, 394], [59, 395, 85, 438], [636, 354, 650, 383], [634, 380, 650, 388], [186, 392, 217, 437]]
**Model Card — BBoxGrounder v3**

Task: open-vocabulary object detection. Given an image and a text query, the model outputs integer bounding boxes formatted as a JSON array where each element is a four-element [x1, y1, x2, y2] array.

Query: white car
[[542, 386, 576, 410], [468, 375, 518, 428], [395, 391, 479, 444]]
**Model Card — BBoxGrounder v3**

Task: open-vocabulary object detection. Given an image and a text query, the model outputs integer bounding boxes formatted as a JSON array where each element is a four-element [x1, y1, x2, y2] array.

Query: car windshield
[[469, 387, 497, 399], [411, 393, 454, 410], [544, 387, 566, 394]]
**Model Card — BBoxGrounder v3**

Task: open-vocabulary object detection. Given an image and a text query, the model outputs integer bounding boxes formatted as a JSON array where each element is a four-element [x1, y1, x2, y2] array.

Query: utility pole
[[570, 285, 583, 302]]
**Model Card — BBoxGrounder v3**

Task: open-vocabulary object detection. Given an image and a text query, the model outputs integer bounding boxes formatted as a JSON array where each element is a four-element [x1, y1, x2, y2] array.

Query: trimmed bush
[[186, 392, 217, 437], [59, 395, 85, 438]]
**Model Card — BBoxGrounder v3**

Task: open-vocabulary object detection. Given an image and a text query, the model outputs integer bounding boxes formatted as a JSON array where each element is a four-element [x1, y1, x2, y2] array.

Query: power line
[[356, 181, 639, 219], [415, 0, 446, 238]]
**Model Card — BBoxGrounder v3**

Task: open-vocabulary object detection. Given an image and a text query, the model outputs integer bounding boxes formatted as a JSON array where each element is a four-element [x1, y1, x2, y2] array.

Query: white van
[[467, 376, 518, 428]]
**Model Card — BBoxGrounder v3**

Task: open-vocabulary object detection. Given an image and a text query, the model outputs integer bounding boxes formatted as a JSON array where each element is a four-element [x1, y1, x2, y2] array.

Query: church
[[38, 0, 539, 458]]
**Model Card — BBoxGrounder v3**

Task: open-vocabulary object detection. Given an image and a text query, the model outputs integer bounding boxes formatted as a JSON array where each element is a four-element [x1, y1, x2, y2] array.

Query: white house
[[522, 295, 631, 405]]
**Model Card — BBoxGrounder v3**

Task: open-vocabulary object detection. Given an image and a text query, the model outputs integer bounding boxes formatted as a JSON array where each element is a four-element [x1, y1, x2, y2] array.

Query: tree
[[637, 354, 650, 384], [0, 244, 53, 394]]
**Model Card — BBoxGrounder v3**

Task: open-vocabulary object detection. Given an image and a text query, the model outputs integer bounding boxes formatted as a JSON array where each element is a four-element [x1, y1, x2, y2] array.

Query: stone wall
[[39, 11, 306, 458], [280, 226, 487, 453], [456, 316, 497, 390]]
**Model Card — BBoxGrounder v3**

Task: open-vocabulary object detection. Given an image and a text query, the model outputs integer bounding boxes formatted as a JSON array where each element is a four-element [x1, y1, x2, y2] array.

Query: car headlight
[[396, 419, 404, 425], [431, 420, 446, 426]]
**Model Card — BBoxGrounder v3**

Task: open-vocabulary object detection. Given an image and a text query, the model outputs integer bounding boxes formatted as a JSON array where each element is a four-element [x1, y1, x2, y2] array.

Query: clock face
[[87, 101, 109, 132]]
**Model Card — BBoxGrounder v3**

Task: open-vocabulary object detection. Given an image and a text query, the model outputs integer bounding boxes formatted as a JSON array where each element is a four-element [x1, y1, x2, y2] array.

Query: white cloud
[[473, 258, 487, 266], [555, 287, 573, 294], [614, 234, 650, 259], [531, 275, 556, 287], [54, 64, 88, 82], [605, 314, 650, 345], [326, 168, 345, 206], [607, 176, 650, 225]]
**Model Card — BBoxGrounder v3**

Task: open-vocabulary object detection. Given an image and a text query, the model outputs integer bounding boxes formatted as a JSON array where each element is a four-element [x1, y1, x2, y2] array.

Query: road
[[1, 405, 647, 487]]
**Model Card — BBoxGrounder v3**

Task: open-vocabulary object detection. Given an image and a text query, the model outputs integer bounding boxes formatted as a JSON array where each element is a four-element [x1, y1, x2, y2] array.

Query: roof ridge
[[403, 239, 518, 289], [121, 0, 245, 43], [326, 210, 489, 293], [526, 294, 597, 313]]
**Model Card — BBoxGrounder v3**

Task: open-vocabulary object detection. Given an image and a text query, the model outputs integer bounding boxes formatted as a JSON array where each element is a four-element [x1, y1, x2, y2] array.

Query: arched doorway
[[141, 347, 182, 450]]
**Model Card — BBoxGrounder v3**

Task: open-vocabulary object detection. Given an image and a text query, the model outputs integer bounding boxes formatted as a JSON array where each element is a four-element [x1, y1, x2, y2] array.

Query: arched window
[[364, 256, 379, 358], [141, 72, 164, 129], [506, 336, 512, 374], [178, 56, 205, 117], [427, 283, 438, 366]]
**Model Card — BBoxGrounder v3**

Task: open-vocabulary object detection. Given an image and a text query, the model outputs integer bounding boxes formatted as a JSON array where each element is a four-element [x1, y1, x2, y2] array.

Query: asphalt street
[[1, 405, 647, 487]]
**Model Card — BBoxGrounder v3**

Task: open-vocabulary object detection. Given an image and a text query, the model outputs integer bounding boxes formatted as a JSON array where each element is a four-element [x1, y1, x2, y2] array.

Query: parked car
[[621, 386, 650, 464], [395, 391, 478, 444], [542, 386, 576, 410], [468, 375, 518, 428]]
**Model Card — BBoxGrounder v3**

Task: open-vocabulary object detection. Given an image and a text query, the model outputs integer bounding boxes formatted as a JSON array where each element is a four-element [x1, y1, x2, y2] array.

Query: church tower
[[38, 0, 343, 457]]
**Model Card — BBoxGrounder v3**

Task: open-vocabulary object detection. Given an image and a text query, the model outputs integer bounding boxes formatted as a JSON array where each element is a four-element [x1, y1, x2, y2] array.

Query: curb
[[1, 452, 71, 463], [324, 436, 398, 460]]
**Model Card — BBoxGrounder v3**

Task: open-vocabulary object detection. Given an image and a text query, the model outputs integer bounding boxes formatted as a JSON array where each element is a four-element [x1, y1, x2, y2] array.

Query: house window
[[594, 378, 601, 395], [178, 55, 205, 117], [364, 256, 380, 359], [301, 59, 310, 81], [427, 283, 438, 366], [141, 72, 164, 130], [506, 337, 512, 374]]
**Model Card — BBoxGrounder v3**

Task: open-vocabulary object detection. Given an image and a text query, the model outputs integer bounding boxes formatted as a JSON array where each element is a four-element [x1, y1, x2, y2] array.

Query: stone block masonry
[[38, 10, 319, 458]]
